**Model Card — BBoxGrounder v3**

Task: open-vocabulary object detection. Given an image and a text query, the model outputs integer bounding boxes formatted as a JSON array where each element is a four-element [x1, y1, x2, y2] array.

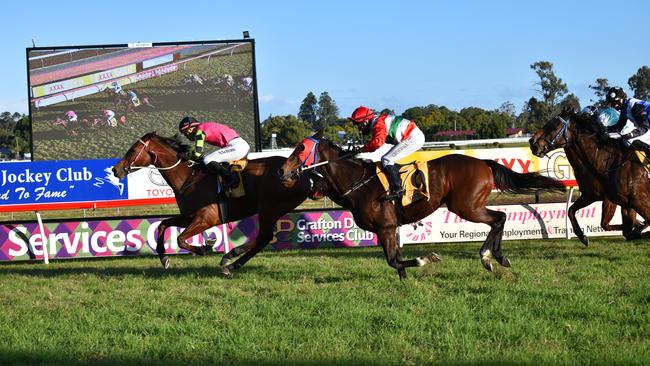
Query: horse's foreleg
[[568, 195, 596, 247], [377, 227, 408, 280], [176, 219, 214, 257], [157, 216, 190, 269]]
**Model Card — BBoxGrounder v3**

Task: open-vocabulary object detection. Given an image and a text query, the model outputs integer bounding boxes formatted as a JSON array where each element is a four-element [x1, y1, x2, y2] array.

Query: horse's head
[[112, 132, 159, 179], [111, 131, 191, 179], [278, 130, 345, 187], [529, 109, 576, 157]]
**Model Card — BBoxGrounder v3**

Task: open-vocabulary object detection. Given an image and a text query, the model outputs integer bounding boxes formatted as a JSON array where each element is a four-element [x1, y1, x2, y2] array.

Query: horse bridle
[[535, 116, 571, 156], [286, 138, 375, 197], [126, 139, 182, 173]]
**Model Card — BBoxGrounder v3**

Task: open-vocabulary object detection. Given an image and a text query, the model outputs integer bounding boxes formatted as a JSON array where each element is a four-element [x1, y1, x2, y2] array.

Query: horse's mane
[[569, 112, 631, 157], [146, 132, 192, 157]]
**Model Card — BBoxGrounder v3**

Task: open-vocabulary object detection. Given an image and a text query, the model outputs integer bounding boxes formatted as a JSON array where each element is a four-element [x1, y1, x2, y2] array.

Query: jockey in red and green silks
[[349, 106, 425, 201]]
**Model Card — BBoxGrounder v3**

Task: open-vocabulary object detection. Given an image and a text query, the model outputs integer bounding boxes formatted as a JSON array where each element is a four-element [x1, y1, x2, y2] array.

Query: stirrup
[[382, 189, 404, 202]]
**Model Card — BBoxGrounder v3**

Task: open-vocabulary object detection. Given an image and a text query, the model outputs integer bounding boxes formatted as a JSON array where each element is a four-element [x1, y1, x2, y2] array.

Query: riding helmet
[[605, 87, 627, 105], [350, 106, 376, 124], [179, 116, 199, 132]]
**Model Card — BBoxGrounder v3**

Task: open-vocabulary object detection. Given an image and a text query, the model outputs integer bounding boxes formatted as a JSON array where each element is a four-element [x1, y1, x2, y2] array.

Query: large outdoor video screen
[[27, 40, 259, 161]]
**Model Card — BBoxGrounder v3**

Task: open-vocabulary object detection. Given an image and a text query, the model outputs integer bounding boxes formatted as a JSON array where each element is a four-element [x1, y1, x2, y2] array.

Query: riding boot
[[632, 140, 650, 158], [384, 165, 405, 202], [206, 162, 239, 188]]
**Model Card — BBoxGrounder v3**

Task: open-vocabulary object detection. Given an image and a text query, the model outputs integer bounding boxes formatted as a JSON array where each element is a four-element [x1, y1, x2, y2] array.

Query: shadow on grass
[[0, 351, 550, 366]]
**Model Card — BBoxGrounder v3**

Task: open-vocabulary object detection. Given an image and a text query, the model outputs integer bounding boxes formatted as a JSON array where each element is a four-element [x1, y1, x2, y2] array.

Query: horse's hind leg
[[456, 207, 506, 271], [222, 220, 276, 275]]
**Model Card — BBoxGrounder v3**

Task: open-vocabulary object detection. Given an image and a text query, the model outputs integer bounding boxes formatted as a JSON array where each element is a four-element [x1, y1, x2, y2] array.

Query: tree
[[497, 101, 517, 128], [628, 66, 650, 100], [530, 61, 568, 108], [298, 92, 318, 125], [558, 93, 581, 113], [260, 115, 312, 148], [316, 92, 339, 130], [521, 97, 550, 132], [589, 78, 609, 108]]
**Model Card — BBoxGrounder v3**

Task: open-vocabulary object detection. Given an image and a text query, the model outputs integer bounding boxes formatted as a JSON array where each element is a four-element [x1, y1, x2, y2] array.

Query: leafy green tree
[[558, 93, 581, 113], [497, 101, 517, 128], [530, 61, 568, 108], [298, 92, 318, 125], [260, 115, 312, 148], [316, 92, 339, 130], [628, 66, 650, 100], [521, 97, 550, 132], [589, 78, 610, 108]]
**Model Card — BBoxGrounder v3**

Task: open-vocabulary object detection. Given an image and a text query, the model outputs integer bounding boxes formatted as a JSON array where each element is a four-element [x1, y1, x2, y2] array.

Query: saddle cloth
[[376, 161, 430, 206]]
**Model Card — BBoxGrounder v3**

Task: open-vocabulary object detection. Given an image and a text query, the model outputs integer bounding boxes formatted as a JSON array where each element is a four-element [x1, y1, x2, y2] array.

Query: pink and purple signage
[[0, 210, 378, 262]]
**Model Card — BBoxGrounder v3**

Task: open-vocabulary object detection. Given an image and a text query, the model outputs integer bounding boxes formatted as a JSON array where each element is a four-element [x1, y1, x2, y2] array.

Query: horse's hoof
[[398, 269, 407, 281], [497, 256, 511, 268], [481, 257, 493, 272], [428, 252, 442, 262], [220, 265, 232, 276], [219, 256, 232, 267], [581, 236, 589, 247], [160, 256, 170, 270]]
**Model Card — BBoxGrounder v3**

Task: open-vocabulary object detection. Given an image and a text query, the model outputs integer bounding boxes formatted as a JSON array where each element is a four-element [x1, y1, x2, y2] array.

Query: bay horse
[[529, 110, 648, 245], [278, 132, 565, 279], [112, 132, 316, 272]]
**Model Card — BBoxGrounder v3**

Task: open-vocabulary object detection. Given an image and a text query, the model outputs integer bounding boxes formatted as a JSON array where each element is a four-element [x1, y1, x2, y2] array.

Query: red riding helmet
[[350, 106, 376, 124]]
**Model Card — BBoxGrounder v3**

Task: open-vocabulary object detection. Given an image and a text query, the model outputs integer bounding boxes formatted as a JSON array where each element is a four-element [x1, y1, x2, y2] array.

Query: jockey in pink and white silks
[[178, 116, 250, 188], [66, 110, 78, 123], [349, 106, 425, 201]]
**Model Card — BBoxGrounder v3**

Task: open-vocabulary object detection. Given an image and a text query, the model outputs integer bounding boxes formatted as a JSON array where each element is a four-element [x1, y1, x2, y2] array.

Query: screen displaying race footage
[[28, 40, 258, 161]]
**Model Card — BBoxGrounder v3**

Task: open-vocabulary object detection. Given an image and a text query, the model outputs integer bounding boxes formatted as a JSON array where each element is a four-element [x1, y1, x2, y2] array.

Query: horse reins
[[128, 139, 183, 172], [291, 139, 377, 197]]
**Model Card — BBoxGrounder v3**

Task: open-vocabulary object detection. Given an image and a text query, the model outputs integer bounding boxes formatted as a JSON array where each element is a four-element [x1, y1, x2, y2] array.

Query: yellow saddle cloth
[[634, 151, 650, 174], [221, 159, 248, 198], [376, 161, 430, 206]]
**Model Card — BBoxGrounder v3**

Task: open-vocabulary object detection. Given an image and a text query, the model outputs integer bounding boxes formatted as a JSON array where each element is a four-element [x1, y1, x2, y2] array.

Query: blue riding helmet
[[597, 107, 620, 127]]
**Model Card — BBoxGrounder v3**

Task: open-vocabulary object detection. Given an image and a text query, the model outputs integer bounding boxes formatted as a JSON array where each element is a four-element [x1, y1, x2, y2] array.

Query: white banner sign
[[400, 202, 620, 244]]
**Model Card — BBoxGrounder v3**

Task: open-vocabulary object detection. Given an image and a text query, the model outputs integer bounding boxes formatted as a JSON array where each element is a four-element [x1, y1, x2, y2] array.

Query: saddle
[[376, 161, 430, 206], [220, 159, 248, 198], [634, 151, 650, 175]]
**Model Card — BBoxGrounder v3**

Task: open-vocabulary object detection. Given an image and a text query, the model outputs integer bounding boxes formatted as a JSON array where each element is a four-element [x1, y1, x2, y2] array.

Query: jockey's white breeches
[[203, 137, 250, 163]]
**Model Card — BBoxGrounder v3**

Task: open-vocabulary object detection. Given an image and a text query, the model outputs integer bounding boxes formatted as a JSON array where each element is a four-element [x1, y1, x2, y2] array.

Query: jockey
[[605, 87, 650, 153], [111, 81, 122, 95], [127, 90, 140, 106], [66, 110, 78, 123], [178, 116, 250, 188], [349, 106, 425, 201], [103, 109, 117, 127]]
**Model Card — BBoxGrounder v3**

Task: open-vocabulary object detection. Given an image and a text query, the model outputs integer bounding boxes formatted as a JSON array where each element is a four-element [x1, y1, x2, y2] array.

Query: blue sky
[[2, 0, 649, 119]]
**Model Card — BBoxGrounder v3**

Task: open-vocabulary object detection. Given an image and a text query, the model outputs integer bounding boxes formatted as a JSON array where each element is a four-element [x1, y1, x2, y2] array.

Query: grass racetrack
[[0, 238, 648, 365]]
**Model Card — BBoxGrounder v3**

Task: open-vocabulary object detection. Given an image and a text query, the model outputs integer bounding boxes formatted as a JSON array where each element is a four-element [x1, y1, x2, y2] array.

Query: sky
[[2, 0, 649, 119]]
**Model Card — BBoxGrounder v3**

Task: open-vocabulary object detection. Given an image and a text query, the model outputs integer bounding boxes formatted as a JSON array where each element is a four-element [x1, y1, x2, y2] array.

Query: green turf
[[0, 237, 648, 365]]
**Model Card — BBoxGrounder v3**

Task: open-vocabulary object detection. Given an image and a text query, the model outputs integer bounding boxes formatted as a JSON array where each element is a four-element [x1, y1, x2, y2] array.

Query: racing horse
[[278, 132, 565, 279], [112, 132, 316, 271], [529, 109, 649, 245]]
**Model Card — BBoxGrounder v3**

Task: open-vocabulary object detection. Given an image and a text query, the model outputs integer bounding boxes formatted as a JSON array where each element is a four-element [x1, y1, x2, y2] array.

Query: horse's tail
[[483, 160, 565, 194]]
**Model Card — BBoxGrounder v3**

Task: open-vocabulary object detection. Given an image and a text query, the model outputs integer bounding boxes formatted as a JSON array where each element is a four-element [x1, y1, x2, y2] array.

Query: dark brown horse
[[529, 110, 648, 245], [112, 132, 316, 272], [278, 132, 565, 279]]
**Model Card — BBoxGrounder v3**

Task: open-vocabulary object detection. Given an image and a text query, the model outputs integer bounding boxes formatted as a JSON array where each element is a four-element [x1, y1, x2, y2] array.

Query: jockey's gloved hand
[[347, 146, 363, 156], [608, 132, 622, 139]]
